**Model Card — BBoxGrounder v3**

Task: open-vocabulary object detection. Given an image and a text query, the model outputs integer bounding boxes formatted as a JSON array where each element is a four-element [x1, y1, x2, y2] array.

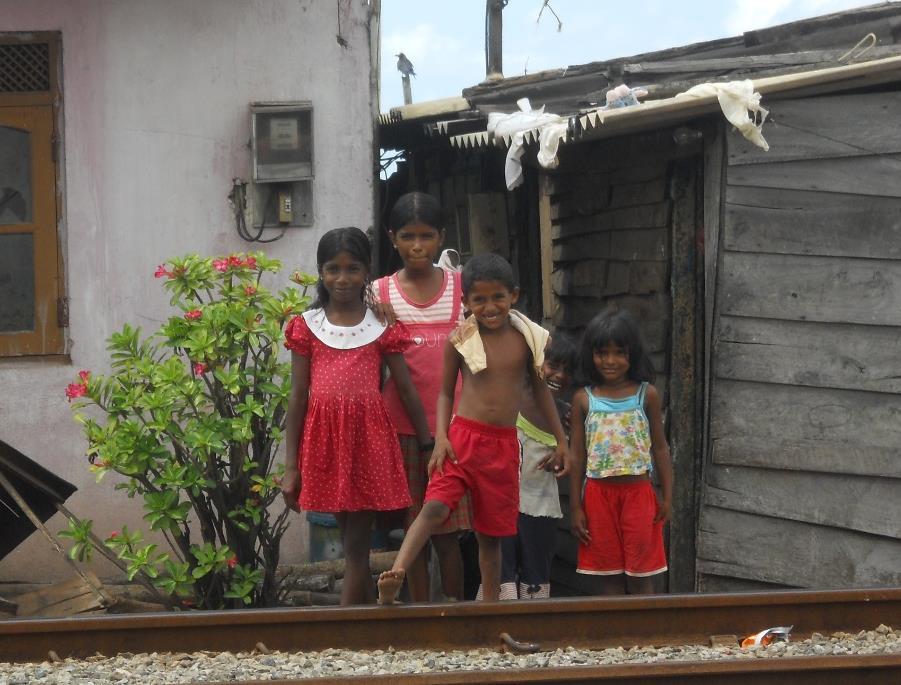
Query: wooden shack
[[378, 4, 901, 594]]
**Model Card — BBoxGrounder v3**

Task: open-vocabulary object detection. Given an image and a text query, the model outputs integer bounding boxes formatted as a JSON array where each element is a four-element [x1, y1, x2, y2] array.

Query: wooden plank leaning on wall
[[667, 151, 704, 594], [538, 172, 555, 329]]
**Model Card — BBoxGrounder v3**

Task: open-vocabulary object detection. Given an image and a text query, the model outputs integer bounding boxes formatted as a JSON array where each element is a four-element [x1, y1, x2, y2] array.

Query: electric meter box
[[249, 102, 314, 227]]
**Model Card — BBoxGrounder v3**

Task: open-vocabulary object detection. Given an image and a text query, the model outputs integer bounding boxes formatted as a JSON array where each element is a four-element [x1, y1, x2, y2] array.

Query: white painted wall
[[0, 0, 378, 582]]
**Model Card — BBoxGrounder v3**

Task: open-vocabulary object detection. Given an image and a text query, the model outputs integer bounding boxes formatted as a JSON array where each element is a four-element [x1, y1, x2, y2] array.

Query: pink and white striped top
[[380, 271, 463, 325], [376, 269, 464, 435]]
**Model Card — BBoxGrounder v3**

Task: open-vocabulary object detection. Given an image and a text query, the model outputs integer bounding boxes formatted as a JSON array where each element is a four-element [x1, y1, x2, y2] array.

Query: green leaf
[[66, 252, 302, 609]]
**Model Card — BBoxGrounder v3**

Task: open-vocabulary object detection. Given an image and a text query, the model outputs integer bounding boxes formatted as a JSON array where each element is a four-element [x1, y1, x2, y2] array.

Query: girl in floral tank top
[[569, 308, 674, 595], [583, 382, 652, 478]]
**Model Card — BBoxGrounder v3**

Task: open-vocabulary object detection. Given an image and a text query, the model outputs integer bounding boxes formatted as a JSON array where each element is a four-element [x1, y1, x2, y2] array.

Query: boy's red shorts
[[424, 415, 520, 537], [577, 478, 667, 577]]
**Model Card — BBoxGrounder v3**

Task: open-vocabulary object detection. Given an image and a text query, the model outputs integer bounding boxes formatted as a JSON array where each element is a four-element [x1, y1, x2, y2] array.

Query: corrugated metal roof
[[380, 97, 470, 124], [574, 54, 901, 141], [462, 2, 901, 114], [449, 130, 492, 149], [433, 53, 901, 155], [379, 97, 473, 150], [379, 3, 901, 151], [1, 438, 77, 561]]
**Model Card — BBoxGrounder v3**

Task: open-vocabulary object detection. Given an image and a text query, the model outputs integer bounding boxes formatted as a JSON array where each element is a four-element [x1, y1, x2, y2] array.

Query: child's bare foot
[[377, 569, 405, 605]]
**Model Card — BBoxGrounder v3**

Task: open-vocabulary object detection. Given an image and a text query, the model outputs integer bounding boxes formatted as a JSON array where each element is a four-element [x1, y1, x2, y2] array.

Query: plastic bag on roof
[[487, 97, 562, 139], [677, 80, 769, 150], [537, 122, 569, 170], [488, 98, 567, 190], [605, 84, 649, 109]]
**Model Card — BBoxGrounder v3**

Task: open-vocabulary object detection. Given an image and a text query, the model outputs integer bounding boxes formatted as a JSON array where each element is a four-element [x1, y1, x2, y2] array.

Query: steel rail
[[210, 654, 901, 684], [0, 588, 899, 667]]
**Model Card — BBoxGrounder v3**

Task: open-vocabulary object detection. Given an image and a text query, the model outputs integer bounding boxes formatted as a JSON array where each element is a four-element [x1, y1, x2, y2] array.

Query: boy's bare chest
[[481, 330, 530, 377]]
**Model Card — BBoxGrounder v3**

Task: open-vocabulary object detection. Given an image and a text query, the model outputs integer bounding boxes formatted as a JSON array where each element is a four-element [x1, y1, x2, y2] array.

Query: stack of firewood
[[277, 550, 398, 606], [0, 551, 399, 615]]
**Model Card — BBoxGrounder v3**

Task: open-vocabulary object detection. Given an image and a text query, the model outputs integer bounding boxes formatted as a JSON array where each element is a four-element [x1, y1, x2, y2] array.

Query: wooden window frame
[[0, 31, 65, 357]]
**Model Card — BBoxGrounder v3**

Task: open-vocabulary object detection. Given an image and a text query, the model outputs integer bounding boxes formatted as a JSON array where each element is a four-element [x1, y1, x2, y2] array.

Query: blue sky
[[380, 0, 874, 109]]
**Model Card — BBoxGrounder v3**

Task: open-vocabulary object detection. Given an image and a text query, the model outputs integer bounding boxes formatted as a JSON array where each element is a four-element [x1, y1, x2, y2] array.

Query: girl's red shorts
[[576, 478, 667, 577]]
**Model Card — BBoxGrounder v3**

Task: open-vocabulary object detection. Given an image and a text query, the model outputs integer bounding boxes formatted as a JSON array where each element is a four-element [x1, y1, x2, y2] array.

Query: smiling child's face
[[542, 359, 571, 398], [593, 342, 630, 385], [320, 250, 367, 304], [462, 279, 519, 331]]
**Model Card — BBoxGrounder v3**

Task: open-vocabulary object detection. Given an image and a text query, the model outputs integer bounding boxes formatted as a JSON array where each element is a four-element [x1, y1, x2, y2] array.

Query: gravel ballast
[[0, 624, 897, 683]]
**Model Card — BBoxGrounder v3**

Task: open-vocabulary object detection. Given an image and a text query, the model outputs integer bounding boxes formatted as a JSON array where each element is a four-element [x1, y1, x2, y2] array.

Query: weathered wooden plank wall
[[548, 132, 700, 377], [697, 91, 901, 591], [546, 130, 704, 595], [415, 147, 544, 321]]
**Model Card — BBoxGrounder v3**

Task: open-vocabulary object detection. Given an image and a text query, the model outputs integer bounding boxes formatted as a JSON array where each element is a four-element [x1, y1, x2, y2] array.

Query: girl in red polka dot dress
[[281, 227, 431, 605]]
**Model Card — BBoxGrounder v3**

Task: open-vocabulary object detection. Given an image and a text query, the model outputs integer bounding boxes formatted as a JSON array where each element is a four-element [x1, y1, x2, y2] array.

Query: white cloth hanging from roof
[[487, 98, 567, 190], [676, 80, 769, 150]]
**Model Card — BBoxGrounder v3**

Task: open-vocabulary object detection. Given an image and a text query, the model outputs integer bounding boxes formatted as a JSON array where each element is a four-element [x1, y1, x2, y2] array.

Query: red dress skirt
[[284, 312, 413, 512]]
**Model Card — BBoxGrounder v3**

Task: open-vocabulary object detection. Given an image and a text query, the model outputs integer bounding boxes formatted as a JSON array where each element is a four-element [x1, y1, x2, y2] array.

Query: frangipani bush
[[63, 253, 316, 608]]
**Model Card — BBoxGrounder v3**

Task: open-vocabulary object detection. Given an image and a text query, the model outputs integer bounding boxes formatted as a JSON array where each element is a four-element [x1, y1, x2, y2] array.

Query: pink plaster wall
[[0, 0, 377, 583]]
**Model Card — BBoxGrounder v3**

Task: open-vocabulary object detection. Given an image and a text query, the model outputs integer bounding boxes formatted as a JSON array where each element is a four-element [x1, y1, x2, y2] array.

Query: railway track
[[207, 654, 901, 684], [1, 587, 900, 683]]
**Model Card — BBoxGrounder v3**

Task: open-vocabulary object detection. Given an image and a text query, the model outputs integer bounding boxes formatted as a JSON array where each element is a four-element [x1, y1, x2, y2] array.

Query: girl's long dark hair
[[311, 226, 373, 309], [580, 307, 655, 386], [388, 191, 444, 232]]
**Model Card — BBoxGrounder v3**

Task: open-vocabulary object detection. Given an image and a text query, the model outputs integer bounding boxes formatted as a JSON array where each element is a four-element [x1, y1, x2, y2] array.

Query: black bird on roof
[[395, 52, 416, 78]]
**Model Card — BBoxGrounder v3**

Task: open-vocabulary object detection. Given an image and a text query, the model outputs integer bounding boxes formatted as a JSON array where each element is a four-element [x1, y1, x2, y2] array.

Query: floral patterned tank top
[[584, 382, 652, 479]]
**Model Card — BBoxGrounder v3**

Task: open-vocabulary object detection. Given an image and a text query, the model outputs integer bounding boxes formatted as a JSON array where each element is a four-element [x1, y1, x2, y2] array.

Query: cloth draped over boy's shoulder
[[449, 310, 549, 379]]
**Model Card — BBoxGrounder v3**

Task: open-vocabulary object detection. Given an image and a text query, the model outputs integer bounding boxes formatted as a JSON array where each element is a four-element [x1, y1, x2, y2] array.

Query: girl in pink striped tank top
[[376, 192, 472, 602]]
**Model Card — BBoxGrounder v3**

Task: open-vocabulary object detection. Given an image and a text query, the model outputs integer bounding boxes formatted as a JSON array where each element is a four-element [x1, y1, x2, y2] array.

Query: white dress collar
[[302, 308, 387, 350]]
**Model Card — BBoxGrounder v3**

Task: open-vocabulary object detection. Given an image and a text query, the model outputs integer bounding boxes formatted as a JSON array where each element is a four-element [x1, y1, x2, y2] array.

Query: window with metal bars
[[0, 42, 50, 93], [0, 33, 64, 357]]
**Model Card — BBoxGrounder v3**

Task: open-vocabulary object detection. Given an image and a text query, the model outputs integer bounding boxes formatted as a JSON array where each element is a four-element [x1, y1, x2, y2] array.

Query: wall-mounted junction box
[[250, 102, 313, 227]]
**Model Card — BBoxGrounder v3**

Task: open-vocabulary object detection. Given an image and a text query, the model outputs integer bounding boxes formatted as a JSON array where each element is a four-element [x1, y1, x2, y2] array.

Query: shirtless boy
[[377, 253, 571, 603]]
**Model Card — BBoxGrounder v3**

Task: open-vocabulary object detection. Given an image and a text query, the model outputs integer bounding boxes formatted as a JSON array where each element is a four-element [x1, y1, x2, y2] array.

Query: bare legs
[[330, 508, 469, 605], [378, 500, 448, 603], [626, 575, 656, 595], [406, 532, 464, 603], [598, 573, 657, 596], [475, 532, 501, 601], [403, 505, 433, 603], [334, 511, 376, 605], [379, 499, 499, 604], [433, 532, 464, 600], [405, 547, 431, 603]]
